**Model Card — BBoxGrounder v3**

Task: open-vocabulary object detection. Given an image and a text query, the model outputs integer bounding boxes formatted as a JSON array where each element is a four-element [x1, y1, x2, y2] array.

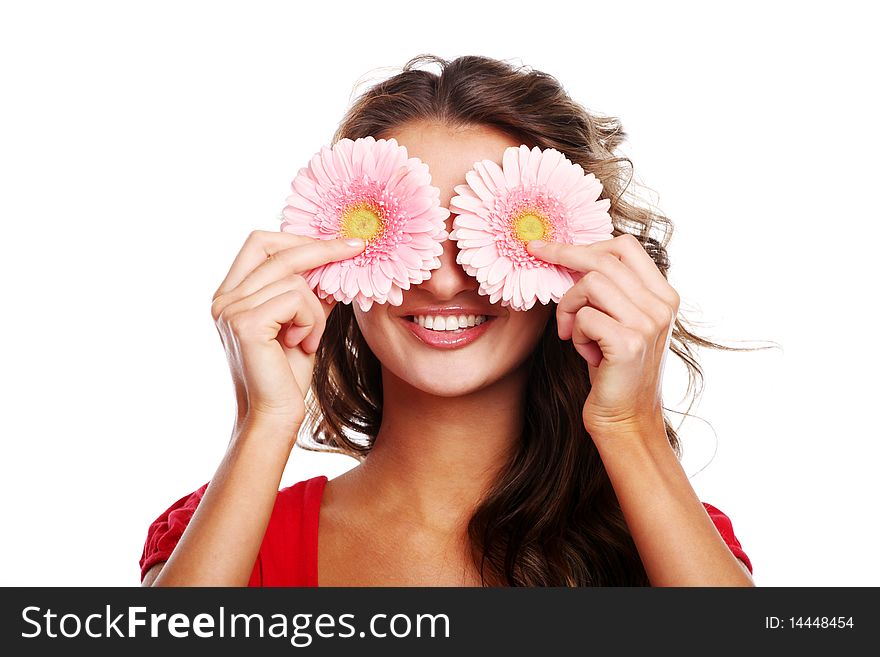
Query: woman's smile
[[399, 311, 499, 349]]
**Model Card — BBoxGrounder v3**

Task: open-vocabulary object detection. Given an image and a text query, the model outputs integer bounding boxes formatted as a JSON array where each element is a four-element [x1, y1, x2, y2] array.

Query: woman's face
[[352, 121, 554, 398]]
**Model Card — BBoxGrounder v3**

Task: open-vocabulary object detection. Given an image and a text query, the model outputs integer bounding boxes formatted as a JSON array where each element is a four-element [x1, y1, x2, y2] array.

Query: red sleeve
[[702, 502, 753, 575], [139, 483, 262, 586]]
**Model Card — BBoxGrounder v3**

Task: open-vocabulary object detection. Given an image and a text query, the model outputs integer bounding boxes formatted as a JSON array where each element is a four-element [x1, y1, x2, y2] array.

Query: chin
[[390, 367, 494, 398]]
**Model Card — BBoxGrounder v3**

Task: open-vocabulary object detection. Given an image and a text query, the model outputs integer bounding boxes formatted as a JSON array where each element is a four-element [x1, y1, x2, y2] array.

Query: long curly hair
[[298, 54, 776, 586]]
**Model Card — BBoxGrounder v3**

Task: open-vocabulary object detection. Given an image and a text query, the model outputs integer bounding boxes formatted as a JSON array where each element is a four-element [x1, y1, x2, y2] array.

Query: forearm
[[592, 419, 754, 587], [151, 419, 297, 587]]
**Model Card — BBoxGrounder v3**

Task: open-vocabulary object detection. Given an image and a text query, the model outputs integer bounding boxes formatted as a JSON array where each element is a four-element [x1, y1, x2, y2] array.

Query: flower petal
[[512, 270, 524, 310], [351, 137, 368, 178], [458, 236, 496, 248], [476, 160, 507, 194], [502, 269, 516, 304], [281, 206, 317, 230], [309, 151, 334, 189], [452, 227, 492, 241], [362, 144, 379, 180], [357, 265, 373, 298], [378, 256, 396, 281], [502, 147, 521, 188], [391, 257, 411, 286], [486, 256, 512, 286], [452, 214, 489, 231], [374, 141, 406, 182], [405, 192, 435, 218], [536, 148, 565, 187], [406, 218, 441, 233], [373, 268, 393, 296], [320, 262, 342, 293], [450, 192, 484, 214], [565, 180, 605, 212], [545, 157, 574, 191], [332, 143, 353, 181], [555, 161, 586, 199], [395, 244, 422, 270], [387, 284, 403, 305], [465, 169, 495, 204], [518, 145, 538, 187], [469, 244, 498, 269], [287, 193, 319, 214], [320, 145, 340, 182], [535, 272, 551, 304], [341, 266, 359, 299], [292, 184, 322, 212], [519, 266, 537, 307]]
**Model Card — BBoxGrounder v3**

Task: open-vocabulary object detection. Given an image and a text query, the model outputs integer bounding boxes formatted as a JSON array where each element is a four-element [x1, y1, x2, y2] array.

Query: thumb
[[525, 239, 559, 263]]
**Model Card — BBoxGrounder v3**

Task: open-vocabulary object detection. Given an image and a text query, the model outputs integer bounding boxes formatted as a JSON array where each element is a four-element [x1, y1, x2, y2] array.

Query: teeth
[[411, 314, 489, 332]]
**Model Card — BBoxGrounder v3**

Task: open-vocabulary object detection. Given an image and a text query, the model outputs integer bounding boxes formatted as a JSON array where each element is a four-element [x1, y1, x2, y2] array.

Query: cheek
[[353, 307, 399, 361], [353, 307, 384, 341], [507, 306, 554, 343], [482, 306, 553, 369]]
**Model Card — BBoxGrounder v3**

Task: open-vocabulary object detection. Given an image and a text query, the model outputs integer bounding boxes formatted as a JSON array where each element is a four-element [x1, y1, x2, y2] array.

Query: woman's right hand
[[210, 230, 366, 433]]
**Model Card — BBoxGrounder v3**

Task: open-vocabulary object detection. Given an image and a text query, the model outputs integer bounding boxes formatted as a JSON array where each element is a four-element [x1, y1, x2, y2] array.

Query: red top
[[140, 475, 753, 585]]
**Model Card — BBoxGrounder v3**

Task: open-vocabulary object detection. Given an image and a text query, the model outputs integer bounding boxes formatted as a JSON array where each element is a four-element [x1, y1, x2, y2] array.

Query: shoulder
[[265, 475, 327, 527], [277, 475, 328, 502], [266, 475, 328, 531]]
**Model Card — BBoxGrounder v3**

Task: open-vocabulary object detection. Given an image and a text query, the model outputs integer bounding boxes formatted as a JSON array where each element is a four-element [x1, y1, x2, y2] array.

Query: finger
[[570, 305, 622, 368], [554, 247, 664, 325], [221, 275, 326, 352], [556, 271, 653, 341], [527, 233, 677, 309], [276, 291, 321, 351], [222, 237, 366, 309], [230, 288, 315, 348], [284, 286, 327, 354], [212, 237, 366, 321], [214, 230, 316, 300]]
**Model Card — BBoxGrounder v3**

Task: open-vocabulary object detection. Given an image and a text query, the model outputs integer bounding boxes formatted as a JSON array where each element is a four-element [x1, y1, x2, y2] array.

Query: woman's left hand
[[527, 233, 680, 439]]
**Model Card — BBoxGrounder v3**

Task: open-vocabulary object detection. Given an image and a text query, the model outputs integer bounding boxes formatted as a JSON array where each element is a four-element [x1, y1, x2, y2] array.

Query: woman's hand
[[527, 233, 680, 440], [211, 230, 365, 432]]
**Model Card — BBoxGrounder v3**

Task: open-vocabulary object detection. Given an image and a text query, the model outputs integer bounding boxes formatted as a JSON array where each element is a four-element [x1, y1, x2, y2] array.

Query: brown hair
[[300, 54, 777, 585]]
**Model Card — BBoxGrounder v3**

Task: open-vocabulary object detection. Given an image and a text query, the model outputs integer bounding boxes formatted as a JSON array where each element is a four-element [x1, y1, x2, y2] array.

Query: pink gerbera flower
[[281, 136, 449, 311], [449, 145, 614, 311]]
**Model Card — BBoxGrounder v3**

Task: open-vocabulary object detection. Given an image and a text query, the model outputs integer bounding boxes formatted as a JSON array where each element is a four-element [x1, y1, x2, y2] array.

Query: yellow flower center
[[513, 210, 550, 242], [340, 202, 383, 241]]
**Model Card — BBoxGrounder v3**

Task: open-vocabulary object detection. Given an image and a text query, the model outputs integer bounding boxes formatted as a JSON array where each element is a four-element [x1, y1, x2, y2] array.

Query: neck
[[353, 362, 528, 533]]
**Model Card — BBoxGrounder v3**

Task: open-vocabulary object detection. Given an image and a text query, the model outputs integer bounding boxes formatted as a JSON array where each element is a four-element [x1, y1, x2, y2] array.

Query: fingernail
[[344, 238, 365, 248], [529, 240, 547, 249]]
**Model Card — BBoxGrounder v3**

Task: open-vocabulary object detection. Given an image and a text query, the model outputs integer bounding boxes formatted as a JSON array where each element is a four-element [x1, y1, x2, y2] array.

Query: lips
[[398, 314, 496, 349]]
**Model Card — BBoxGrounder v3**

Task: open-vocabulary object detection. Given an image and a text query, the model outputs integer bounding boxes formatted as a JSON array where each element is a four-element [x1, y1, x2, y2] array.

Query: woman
[[140, 54, 755, 587]]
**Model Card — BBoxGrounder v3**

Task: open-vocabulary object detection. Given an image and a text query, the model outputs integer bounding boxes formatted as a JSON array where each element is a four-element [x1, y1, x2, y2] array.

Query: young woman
[[140, 54, 755, 587]]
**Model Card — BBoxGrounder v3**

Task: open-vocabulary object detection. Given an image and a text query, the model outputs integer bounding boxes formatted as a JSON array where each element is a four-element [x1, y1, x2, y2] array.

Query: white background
[[1, 0, 876, 586]]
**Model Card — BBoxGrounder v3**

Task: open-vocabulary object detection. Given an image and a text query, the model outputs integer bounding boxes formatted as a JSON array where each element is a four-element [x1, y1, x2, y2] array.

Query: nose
[[414, 221, 479, 300]]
